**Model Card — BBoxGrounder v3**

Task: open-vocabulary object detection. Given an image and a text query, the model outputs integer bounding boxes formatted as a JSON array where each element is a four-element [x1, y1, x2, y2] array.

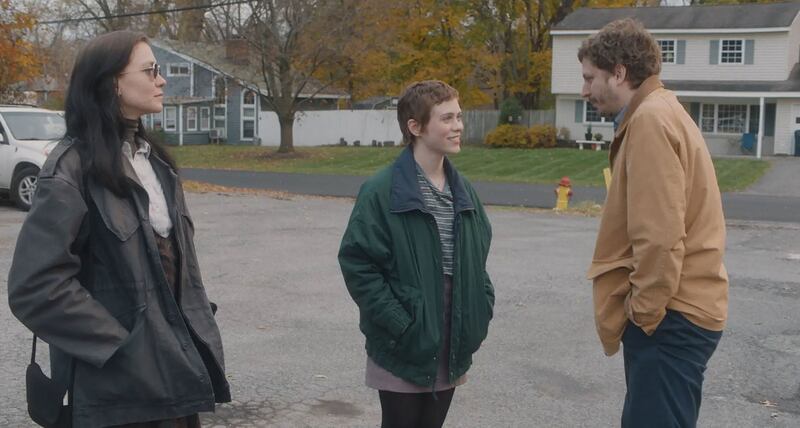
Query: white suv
[[0, 105, 65, 210]]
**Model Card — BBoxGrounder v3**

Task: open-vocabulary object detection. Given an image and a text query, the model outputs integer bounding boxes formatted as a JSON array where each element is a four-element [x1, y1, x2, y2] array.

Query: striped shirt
[[416, 163, 455, 276]]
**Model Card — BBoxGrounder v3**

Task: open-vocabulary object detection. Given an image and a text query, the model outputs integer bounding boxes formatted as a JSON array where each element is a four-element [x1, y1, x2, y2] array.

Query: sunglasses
[[120, 63, 161, 80]]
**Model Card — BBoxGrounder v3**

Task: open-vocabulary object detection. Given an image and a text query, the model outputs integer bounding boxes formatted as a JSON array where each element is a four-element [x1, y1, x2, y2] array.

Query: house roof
[[553, 2, 800, 32], [151, 39, 349, 99], [15, 75, 66, 92], [664, 62, 800, 93], [352, 96, 398, 109], [163, 96, 215, 105]]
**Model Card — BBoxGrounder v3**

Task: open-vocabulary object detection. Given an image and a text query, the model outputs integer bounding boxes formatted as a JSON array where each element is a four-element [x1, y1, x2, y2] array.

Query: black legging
[[378, 388, 456, 428]]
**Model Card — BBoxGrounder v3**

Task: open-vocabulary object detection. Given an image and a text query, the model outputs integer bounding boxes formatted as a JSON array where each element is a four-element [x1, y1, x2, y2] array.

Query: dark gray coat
[[8, 138, 231, 427]]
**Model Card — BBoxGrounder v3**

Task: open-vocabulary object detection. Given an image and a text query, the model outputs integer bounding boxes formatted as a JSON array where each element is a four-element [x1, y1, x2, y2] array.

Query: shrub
[[484, 124, 528, 148], [593, 132, 604, 141], [485, 124, 557, 149], [528, 125, 557, 148], [498, 97, 523, 125]]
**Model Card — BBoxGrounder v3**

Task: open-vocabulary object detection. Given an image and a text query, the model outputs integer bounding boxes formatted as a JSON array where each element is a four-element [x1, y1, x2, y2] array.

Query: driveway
[[0, 193, 797, 427]]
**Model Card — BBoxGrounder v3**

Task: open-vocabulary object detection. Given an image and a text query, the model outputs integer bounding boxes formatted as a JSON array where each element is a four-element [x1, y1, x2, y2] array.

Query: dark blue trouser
[[621, 310, 722, 428]]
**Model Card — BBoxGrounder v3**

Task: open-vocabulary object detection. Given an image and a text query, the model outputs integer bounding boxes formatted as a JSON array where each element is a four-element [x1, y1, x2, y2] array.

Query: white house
[[551, 2, 800, 157]]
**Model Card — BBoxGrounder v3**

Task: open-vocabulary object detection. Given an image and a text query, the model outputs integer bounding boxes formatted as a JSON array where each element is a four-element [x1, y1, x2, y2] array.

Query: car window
[[2, 111, 66, 141]]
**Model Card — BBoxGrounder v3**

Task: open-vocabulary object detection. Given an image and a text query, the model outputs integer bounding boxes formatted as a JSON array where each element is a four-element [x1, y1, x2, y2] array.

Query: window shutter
[[690, 102, 700, 125], [575, 100, 583, 123], [745, 39, 755, 64], [765, 103, 776, 137], [709, 40, 719, 65], [677, 40, 686, 64], [749, 104, 760, 134]]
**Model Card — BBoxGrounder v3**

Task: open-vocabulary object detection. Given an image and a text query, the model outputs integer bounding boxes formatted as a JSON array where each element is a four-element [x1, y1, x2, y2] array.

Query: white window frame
[[699, 103, 755, 135], [700, 104, 716, 133], [584, 101, 608, 124], [200, 107, 211, 131], [186, 106, 198, 131], [167, 62, 191, 76], [719, 39, 745, 65], [151, 112, 163, 130], [716, 104, 749, 134], [213, 105, 226, 137], [657, 39, 677, 64], [241, 89, 257, 141], [164, 106, 177, 131], [213, 76, 227, 138]]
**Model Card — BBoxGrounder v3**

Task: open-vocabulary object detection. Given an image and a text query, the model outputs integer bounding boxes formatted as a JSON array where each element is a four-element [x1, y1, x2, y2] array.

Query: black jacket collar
[[389, 145, 474, 214]]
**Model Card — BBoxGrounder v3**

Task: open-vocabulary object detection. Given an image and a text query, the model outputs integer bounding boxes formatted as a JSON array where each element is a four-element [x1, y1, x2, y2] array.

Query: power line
[[36, 0, 252, 25]]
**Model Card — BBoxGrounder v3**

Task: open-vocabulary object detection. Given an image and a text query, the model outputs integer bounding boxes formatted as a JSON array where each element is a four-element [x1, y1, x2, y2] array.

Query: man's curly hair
[[577, 18, 661, 89]]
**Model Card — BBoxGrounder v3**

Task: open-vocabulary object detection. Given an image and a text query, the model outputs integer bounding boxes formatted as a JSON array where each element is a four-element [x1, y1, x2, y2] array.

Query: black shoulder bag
[[26, 144, 87, 428], [26, 335, 72, 427]]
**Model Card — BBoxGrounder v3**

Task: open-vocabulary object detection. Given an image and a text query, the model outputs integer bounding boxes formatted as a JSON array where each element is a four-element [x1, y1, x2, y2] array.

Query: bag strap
[[30, 334, 37, 365]]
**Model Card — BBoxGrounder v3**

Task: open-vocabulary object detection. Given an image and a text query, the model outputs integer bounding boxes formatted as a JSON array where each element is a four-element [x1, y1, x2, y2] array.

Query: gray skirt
[[365, 275, 466, 393]]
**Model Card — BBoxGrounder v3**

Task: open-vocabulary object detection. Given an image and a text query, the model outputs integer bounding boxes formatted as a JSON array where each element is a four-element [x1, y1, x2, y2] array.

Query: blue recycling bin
[[795, 130, 800, 156]]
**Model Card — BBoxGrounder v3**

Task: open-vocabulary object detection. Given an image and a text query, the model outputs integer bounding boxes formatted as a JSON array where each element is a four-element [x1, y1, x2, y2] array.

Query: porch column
[[756, 97, 765, 159], [178, 104, 184, 146]]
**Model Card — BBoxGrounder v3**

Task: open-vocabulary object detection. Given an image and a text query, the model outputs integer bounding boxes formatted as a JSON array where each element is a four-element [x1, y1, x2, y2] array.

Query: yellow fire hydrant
[[554, 176, 573, 211]]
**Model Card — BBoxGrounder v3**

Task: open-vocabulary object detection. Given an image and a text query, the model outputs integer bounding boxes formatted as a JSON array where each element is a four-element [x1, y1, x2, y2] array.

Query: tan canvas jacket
[[588, 76, 729, 356]]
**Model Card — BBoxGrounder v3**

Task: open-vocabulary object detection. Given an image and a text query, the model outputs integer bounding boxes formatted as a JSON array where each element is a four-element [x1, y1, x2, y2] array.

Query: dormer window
[[720, 40, 744, 64], [167, 63, 191, 76], [658, 40, 676, 64]]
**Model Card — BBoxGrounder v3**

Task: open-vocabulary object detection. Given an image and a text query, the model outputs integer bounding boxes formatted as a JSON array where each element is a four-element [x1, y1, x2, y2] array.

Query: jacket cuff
[[86, 329, 130, 368], [625, 294, 666, 336], [385, 307, 412, 337], [602, 339, 621, 356]]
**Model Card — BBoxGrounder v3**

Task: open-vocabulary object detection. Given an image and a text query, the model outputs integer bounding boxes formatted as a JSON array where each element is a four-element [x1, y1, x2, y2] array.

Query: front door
[[792, 104, 800, 155]]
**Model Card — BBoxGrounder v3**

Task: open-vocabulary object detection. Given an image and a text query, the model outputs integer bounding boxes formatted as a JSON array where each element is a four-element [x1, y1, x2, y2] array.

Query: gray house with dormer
[[147, 39, 349, 145], [551, 2, 800, 157]]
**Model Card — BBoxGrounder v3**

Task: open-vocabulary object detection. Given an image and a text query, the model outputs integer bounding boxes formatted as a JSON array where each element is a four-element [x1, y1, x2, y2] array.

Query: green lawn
[[169, 145, 770, 192]]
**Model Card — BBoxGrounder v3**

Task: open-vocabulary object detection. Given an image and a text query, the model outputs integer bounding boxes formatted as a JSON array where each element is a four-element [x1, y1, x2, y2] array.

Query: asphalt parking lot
[[0, 192, 798, 427]]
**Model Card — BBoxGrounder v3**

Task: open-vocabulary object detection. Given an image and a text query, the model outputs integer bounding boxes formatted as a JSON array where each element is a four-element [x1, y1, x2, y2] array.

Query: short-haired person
[[8, 31, 230, 427], [338, 80, 494, 428], [580, 19, 728, 427]]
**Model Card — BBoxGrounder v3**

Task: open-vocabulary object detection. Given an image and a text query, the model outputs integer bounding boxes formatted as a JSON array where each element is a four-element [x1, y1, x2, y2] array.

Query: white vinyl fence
[[257, 109, 555, 146], [257, 110, 402, 147]]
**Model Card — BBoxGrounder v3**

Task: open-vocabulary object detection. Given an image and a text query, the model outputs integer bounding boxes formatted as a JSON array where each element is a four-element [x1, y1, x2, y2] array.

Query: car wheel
[[11, 166, 40, 211]]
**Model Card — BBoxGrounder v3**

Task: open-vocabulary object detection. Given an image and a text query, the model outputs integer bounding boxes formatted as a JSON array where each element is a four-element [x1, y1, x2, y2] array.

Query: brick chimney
[[225, 38, 250, 65]]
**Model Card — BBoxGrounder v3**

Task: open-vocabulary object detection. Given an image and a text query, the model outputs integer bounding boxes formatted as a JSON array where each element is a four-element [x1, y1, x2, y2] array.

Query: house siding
[[152, 47, 193, 97], [554, 96, 614, 142], [193, 66, 214, 98], [664, 33, 789, 82], [552, 36, 585, 95], [775, 99, 799, 155], [179, 133, 209, 145], [788, 13, 800, 74], [553, 32, 791, 95], [227, 83, 243, 145]]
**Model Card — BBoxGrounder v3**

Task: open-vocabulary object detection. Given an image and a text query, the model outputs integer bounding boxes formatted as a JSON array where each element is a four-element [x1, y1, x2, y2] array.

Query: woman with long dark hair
[[8, 31, 230, 427]]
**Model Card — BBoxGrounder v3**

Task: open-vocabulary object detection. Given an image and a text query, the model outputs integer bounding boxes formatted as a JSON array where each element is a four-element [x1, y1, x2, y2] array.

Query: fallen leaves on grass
[[183, 180, 293, 200], [252, 150, 313, 160]]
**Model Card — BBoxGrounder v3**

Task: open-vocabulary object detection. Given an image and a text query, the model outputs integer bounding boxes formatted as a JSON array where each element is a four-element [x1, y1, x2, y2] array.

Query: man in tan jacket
[[580, 19, 729, 428]]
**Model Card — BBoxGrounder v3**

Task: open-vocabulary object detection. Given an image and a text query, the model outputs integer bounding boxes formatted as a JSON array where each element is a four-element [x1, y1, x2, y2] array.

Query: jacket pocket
[[393, 293, 438, 365], [462, 288, 491, 355], [592, 267, 632, 352], [90, 185, 141, 242]]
